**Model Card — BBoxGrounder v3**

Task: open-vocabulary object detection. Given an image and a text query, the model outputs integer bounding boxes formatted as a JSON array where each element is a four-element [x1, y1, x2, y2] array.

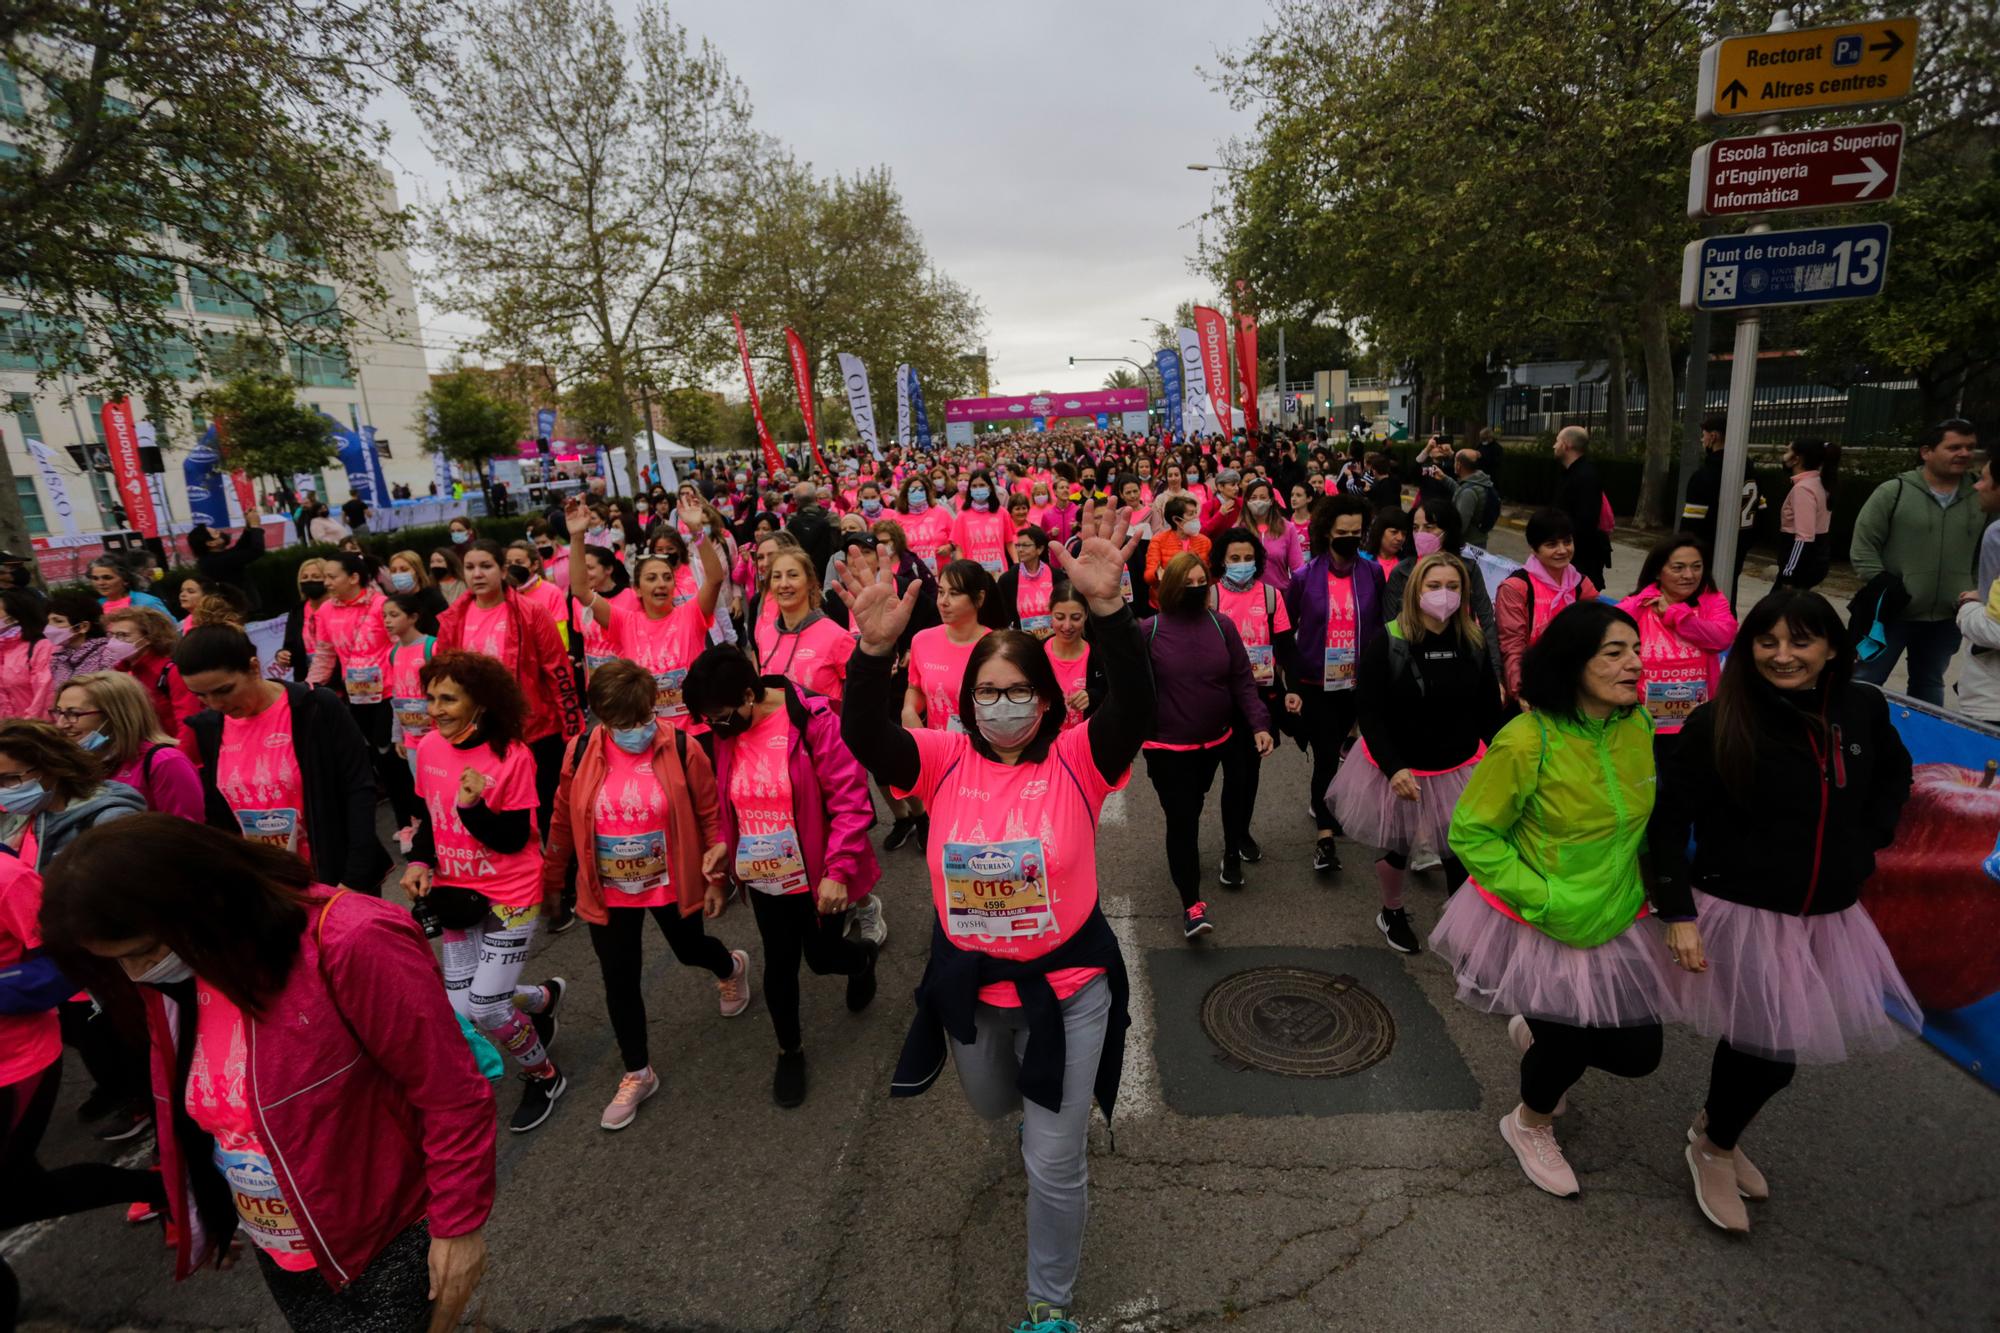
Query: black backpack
[[1479, 477, 1502, 533]]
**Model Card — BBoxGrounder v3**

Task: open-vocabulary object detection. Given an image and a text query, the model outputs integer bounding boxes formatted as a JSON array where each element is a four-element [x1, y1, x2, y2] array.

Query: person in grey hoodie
[[1849, 421, 1983, 706], [0, 721, 147, 871], [1452, 449, 1500, 549]]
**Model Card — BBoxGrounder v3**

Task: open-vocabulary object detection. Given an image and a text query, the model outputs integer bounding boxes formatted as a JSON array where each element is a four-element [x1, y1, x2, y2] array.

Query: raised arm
[[1054, 506, 1153, 784], [564, 497, 611, 618]]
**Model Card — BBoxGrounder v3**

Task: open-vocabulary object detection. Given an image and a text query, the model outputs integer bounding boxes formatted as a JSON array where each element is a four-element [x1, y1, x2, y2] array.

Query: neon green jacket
[[1447, 706, 1655, 948]]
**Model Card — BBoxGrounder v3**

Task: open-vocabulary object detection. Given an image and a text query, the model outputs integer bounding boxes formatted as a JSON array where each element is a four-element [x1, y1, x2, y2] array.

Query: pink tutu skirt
[[1430, 887, 1679, 1028], [1670, 891, 1920, 1064], [1326, 742, 1478, 857]]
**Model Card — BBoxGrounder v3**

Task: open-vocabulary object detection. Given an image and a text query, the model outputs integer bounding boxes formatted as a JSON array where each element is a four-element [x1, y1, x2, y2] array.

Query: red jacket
[[142, 891, 496, 1287], [121, 647, 199, 740], [434, 587, 583, 742]]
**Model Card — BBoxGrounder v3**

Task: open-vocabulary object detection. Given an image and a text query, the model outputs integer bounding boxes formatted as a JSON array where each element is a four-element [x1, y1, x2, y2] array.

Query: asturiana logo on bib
[[967, 848, 1014, 875]]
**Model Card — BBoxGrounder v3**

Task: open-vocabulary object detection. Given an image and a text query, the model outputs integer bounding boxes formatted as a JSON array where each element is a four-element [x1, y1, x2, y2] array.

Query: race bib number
[[941, 837, 1054, 942], [1322, 642, 1356, 692], [1120, 568, 1134, 603], [1021, 613, 1052, 638], [392, 697, 430, 738], [235, 808, 300, 853], [653, 668, 689, 719], [343, 664, 384, 705], [1645, 677, 1708, 729], [213, 1142, 309, 1263], [736, 825, 809, 895], [1247, 643, 1276, 687], [595, 829, 668, 895]]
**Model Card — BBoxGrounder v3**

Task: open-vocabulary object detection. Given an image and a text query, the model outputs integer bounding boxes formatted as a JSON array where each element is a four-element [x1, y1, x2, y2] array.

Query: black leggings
[[1703, 1039, 1796, 1150], [1218, 723, 1260, 850], [58, 997, 148, 1105], [1143, 745, 1229, 910], [587, 904, 735, 1072], [1382, 849, 1470, 892], [1301, 688, 1358, 834], [257, 1218, 431, 1332], [529, 732, 568, 838], [1519, 1018, 1663, 1116], [749, 890, 869, 1054], [1, 1059, 164, 1232]]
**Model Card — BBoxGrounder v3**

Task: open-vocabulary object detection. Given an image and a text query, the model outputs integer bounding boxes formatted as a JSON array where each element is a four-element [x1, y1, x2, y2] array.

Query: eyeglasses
[[48, 707, 103, 723], [972, 684, 1038, 707]]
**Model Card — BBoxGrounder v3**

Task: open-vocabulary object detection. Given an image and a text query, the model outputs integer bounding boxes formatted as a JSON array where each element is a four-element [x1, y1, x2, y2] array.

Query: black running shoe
[[1219, 851, 1244, 889], [883, 817, 914, 851], [94, 1107, 151, 1143], [529, 976, 567, 1052], [911, 814, 930, 851], [1377, 907, 1421, 955], [1238, 834, 1264, 864], [773, 1050, 807, 1108], [1183, 901, 1215, 941], [1313, 837, 1342, 875], [846, 941, 879, 1013], [509, 1067, 567, 1133], [548, 907, 579, 935]]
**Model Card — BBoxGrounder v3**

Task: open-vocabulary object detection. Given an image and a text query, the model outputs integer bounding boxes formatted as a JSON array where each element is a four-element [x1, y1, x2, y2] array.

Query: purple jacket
[[1283, 554, 1387, 686], [712, 677, 881, 898], [1139, 611, 1271, 746]]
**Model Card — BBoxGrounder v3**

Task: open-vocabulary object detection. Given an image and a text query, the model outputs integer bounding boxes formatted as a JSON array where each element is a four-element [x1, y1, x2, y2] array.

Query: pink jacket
[[0, 637, 53, 721], [711, 680, 880, 898], [1617, 585, 1738, 699], [144, 891, 495, 1287]]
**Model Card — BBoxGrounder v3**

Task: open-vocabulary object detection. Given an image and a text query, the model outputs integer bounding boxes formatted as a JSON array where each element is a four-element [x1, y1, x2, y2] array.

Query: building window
[[0, 63, 24, 120], [6, 391, 40, 439], [86, 468, 118, 527], [290, 342, 354, 388], [14, 478, 46, 536], [188, 268, 260, 317]]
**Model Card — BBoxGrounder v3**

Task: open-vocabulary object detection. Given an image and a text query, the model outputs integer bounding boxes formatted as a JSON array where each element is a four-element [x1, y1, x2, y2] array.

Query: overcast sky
[[376, 0, 1257, 398]]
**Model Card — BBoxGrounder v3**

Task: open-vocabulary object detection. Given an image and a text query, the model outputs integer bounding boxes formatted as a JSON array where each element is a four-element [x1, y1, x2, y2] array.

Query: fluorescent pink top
[[217, 692, 310, 864], [755, 612, 858, 704], [387, 638, 434, 744], [895, 723, 1124, 1006], [951, 508, 1015, 573], [907, 624, 988, 733], [309, 589, 392, 702], [602, 597, 714, 725], [1216, 581, 1291, 690], [460, 599, 513, 661], [0, 857, 58, 1086], [900, 506, 953, 570], [591, 738, 674, 908], [729, 707, 810, 896], [413, 731, 541, 907], [1047, 642, 1090, 730]]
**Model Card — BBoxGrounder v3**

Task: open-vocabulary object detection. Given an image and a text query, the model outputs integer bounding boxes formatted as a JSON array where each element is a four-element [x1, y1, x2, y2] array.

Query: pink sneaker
[[717, 949, 751, 1018], [1689, 1111, 1768, 1200], [599, 1067, 659, 1131], [1686, 1139, 1751, 1233], [1507, 1015, 1567, 1115], [1500, 1107, 1580, 1198]]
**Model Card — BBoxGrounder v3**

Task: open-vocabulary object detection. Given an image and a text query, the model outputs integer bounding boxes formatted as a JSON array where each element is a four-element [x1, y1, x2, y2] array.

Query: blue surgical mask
[[861, 497, 882, 516], [78, 729, 110, 752], [610, 721, 657, 754], [907, 488, 928, 511], [389, 570, 416, 592], [970, 484, 991, 506], [0, 780, 45, 814], [1224, 561, 1257, 589], [450, 530, 470, 545]]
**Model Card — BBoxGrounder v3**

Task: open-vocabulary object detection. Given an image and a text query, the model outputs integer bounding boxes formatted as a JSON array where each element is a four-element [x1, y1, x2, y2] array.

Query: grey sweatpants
[[949, 975, 1112, 1312]]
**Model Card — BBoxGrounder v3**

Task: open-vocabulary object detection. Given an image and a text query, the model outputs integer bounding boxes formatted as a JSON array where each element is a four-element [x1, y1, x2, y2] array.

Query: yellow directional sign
[[1698, 17, 1918, 122]]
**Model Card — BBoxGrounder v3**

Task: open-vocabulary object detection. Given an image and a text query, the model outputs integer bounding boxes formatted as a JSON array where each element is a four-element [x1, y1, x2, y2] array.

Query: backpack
[[1478, 477, 1502, 532]]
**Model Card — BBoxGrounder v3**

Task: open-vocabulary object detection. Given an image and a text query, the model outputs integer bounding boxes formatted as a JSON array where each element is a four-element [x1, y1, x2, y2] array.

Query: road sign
[[1698, 16, 1917, 121], [1679, 222, 1892, 312], [1688, 122, 1905, 219]]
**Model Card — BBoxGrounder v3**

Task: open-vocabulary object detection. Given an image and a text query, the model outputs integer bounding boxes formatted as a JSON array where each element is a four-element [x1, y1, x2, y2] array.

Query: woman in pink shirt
[[753, 548, 856, 707], [1617, 536, 1738, 750], [0, 588, 54, 722], [504, 540, 571, 646], [947, 469, 1016, 575], [835, 507, 1152, 1331], [895, 476, 953, 572], [401, 650, 568, 1134], [1774, 439, 1838, 591]]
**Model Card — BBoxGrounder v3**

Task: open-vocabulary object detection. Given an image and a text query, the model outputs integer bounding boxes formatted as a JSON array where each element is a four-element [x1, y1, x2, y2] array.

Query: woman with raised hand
[[837, 505, 1153, 1333], [1434, 600, 1677, 1202], [1649, 590, 1917, 1234]]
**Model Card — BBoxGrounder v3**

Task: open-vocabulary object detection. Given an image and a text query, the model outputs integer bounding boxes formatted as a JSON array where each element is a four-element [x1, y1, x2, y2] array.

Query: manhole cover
[[1200, 967, 1396, 1078]]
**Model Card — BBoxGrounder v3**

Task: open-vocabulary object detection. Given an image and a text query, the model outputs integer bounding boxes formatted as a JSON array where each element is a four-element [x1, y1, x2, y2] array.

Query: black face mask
[[506, 565, 532, 587], [1329, 536, 1362, 560], [706, 706, 753, 738], [1174, 583, 1212, 614], [299, 580, 326, 599], [430, 567, 449, 580], [537, 545, 556, 559]]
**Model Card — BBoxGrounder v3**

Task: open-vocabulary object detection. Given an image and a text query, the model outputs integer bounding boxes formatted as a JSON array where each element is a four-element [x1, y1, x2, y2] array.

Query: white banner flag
[[1177, 327, 1216, 437], [894, 363, 911, 448], [838, 353, 882, 461], [25, 439, 80, 537]]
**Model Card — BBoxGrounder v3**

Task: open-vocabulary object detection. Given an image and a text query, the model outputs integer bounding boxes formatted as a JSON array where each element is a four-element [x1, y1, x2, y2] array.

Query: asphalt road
[[10, 524, 1992, 1333]]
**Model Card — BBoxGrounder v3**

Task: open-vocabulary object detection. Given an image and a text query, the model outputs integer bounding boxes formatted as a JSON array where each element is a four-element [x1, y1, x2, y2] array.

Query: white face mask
[[974, 696, 1044, 750], [135, 949, 194, 986]]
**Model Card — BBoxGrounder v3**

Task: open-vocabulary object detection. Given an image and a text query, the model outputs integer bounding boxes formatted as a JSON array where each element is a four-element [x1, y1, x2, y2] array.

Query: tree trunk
[[602, 348, 643, 500], [1602, 313, 1628, 451], [0, 447, 44, 588], [1634, 298, 1679, 529]]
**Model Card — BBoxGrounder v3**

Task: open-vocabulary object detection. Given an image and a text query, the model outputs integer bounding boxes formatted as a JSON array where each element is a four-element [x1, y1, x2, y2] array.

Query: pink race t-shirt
[[0, 857, 59, 1086], [602, 597, 713, 725], [951, 508, 1015, 573], [1323, 570, 1357, 692], [672, 562, 699, 607], [1216, 582, 1291, 690], [216, 692, 311, 864], [907, 624, 988, 733], [580, 588, 636, 673], [519, 577, 568, 637], [186, 982, 316, 1271], [313, 589, 392, 703], [729, 707, 810, 895], [755, 613, 857, 704], [387, 639, 434, 746], [412, 731, 541, 907], [1013, 563, 1054, 637], [591, 740, 674, 908], [460, 599, 513, 661], [900, 506, 953, 571], [894, 724, 1125, 1006], [1046, 642, 1090, 730]]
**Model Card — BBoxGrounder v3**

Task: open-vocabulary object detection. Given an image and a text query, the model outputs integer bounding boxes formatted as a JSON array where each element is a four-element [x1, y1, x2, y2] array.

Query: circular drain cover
[[1200, 967, 1395, 1078]]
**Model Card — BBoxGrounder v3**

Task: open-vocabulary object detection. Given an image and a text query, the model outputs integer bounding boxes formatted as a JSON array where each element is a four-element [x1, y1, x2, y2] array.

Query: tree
[[197, 372, 337, 494], [422, 366, 518, 508], [562, 378, 628, 453], [706, 156, 985, 452], [421, 0, 756, 498], [661, 387, 719, 450], [1101, 367, 1143, 390]]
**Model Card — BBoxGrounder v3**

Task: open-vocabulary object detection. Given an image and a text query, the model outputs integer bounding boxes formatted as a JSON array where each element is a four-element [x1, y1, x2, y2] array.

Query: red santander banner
[[783, 327, 829, 476], [1193, 305, 1233, 438], [732, 312, 783, 480], [1234, 307, 1261, 434], [98, 397, 158, 538]]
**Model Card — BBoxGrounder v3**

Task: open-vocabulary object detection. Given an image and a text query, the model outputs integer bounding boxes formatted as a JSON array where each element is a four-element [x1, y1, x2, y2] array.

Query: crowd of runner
[[0, 419, 1985, 1333]]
